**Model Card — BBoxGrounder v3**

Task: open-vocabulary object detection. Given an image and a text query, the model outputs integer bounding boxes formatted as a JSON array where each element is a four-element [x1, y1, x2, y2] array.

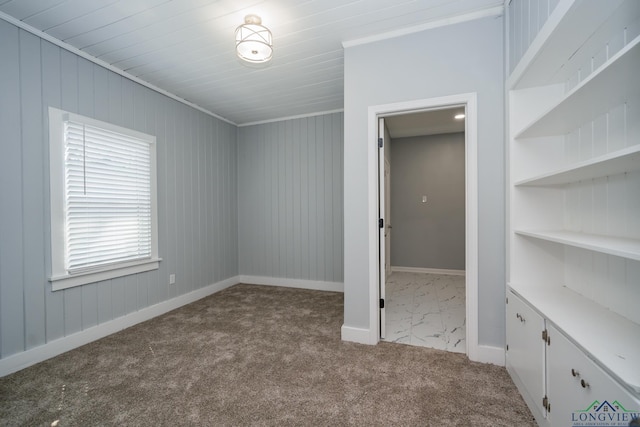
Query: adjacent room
[[1, 1, 638, 426], [381, 108, 467, 352]]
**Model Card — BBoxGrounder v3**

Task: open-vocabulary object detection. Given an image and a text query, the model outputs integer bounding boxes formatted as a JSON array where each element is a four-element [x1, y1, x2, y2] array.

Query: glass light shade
[[235, 15, 273, 64]]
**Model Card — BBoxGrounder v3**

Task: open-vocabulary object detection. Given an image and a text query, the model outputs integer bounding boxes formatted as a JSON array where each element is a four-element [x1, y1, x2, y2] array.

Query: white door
[[385, 159, 391, 279], [378, 117, 386, 339]]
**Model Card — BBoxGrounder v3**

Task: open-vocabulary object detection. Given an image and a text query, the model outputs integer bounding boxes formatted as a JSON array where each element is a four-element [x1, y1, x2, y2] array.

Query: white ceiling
[[0, 0, 502, 125]]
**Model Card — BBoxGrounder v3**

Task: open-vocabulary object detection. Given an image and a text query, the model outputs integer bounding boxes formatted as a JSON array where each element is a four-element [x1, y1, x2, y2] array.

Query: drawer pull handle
[[516, 313, 525, 322], [581, 379, 589, 388], [571, 369, 580, 377]]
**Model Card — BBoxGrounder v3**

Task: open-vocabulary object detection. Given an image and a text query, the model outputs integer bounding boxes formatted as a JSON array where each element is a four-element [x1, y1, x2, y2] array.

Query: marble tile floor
[[383, 271, 466, 353]]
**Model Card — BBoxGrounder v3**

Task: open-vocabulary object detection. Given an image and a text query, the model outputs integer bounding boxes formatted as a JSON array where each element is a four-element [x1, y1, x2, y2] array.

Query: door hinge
[[380, 298, 385, 309], [378, 137, 383, 148], [506, 344, 509, 351], [506, 297, 508, 304], [542, 329, 550, 345], [379, 218, 384, 229], [542, 395, 551, 413]]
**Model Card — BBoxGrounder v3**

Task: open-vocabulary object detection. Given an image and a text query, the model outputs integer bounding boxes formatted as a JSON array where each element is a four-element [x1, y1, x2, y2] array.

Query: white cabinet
[[506, 292, 546, 421], [506, 1, 640, 424], [546, 325, 640, 427], [506, 292, 640, 427]]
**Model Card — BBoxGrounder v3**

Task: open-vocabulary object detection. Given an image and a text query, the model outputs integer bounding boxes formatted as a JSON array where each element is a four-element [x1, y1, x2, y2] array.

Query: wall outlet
[[169, 273, 176, 285]]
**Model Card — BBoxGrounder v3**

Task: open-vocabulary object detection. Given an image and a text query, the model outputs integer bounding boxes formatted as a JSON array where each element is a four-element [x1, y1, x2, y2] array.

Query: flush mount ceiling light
[[235, 14, 273, 64], [454, 113, 466, 120]]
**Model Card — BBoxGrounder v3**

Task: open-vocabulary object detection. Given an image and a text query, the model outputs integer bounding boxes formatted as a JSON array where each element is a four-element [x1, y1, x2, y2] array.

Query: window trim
[[48, 107, 160, 291]]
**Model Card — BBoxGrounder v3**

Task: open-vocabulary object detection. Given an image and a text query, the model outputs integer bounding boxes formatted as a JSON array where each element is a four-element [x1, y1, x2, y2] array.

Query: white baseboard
[[0, 275, 240, 378], [341, 324, 375, 345], [472, 345, 505, 366], [239, 275, 343, 293], [391, 266, 466, 276]]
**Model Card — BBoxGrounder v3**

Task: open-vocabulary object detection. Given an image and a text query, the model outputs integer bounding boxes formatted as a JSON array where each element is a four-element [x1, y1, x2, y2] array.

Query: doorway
[[367, 93, 479, 359], [380, 107, 466, 353]]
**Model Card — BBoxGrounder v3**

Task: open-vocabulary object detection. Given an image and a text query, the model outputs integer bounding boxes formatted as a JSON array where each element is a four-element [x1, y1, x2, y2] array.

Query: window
[[49, 107, 159, 290]]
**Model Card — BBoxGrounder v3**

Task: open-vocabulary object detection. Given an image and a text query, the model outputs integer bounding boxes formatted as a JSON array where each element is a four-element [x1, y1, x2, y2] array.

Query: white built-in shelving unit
[[506, 0, 640, 425]]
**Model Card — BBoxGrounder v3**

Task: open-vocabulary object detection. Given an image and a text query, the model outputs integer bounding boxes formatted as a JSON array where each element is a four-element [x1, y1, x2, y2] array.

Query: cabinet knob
[[581, 379, 589, 388], [571, 368, 580, 377]]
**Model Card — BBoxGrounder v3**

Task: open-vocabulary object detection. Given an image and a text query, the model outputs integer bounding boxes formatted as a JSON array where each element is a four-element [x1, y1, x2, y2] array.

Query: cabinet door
[[546, 324, 640, 427], [506, 291, 547, 419]]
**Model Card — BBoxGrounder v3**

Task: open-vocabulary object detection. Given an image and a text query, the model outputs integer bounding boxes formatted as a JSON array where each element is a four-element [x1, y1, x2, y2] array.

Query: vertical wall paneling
[[315, 118, 326, 279], [269, 123, 277, 276], [207, 116, 215, 283], [95, 66, 113, 324], [0, 22, 24, 357], [59, 49, 83, 337], [278, 122, 287, 275], [78, 58, 99, 331], [333, 114, 343, 282], [509, 0, 561, 72], [184, 105, 194, 293], [213, 113, 222, 281], [285, 121, 294, 278], [41, 40, 65, 343], [146, 91, 161, 307], [195, 113, 203, 291], [165, 101, 177, 300], [174, 104, 186, 293], [0, 18, 238, 365], [19, 30, 46, 350], [155, 92, 169, 304], [133, 82, 149, 308], [292, 120, 302, 279], [300, 119, 310, 279], [238, 113, 344, 283], [307, 119, 318, 280], [230, 122, 239, 277]]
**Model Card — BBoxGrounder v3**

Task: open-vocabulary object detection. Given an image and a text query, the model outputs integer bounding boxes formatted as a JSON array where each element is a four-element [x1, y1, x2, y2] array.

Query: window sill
[[49, 258, 162, 291]]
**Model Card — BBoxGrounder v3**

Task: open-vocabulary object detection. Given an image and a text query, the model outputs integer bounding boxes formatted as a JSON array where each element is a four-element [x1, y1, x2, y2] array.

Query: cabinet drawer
[[546, 324, 640, 427], [506, 291, 546, 419]]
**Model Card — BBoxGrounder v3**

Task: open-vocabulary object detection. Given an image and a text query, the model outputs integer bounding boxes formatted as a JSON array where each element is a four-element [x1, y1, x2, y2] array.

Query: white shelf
[[509, 0, 627, 90], [515, 230, 640, 261], [508, 283, 640, 396], [515, 145, 640, 186], [516, 36, 640, 139]]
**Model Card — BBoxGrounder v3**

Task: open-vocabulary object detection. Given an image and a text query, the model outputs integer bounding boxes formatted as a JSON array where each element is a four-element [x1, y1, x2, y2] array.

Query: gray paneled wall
[[0, 19, 238, 360], [343, 15, 504, 345], [390, 133, 465, 270], [238, 113, 343, 283]]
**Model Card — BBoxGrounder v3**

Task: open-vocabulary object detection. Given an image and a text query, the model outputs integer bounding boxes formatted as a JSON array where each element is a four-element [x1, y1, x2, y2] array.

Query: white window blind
[[64, 120, 152, 273]]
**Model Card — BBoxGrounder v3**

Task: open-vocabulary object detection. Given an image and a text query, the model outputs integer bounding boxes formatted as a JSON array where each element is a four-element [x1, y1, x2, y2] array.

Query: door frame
[[367, 92, 479, 360]]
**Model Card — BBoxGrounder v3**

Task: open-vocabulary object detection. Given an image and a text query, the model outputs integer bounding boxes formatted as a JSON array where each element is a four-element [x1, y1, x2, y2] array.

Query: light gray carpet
[[0, 284, 535, 426]]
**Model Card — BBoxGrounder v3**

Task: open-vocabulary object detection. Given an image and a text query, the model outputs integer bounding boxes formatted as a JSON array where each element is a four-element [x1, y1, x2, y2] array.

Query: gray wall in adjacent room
[[0, 20, 238, 361], [237, 113, 344, 284], [390, 133, 465, 271], [343, 15, 505, 347]]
